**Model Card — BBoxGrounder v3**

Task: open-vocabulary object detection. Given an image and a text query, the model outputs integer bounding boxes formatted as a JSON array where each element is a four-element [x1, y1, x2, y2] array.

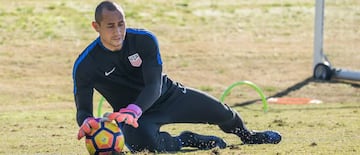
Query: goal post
[[313, 0, 360, 81]]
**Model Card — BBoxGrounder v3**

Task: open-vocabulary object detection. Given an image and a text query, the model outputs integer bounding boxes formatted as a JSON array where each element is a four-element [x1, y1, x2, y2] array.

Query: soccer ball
[[85, 120, 125, 155]]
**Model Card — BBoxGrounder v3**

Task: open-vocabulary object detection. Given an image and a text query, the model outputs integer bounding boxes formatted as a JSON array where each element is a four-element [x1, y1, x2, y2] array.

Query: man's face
[[93, 9, 126, 51]]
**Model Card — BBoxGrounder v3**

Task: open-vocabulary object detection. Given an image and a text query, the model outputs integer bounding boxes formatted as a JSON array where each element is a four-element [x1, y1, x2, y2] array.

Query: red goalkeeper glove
[[107, 104, 142, 128], [77, 117, 100, 140]]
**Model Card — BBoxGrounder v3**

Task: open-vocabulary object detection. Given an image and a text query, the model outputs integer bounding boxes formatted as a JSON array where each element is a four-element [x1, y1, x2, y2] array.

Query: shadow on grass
[[231, 76, 360, 108], [121, 148, 212, 154], [241, 103, 360, 112]]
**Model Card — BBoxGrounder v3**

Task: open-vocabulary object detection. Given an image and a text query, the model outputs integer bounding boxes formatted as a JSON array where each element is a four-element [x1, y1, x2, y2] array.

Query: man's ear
[[92, 21, 100, 32]]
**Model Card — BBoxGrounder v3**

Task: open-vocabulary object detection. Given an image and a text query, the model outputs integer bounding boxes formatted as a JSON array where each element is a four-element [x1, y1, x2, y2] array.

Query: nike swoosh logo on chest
[[104, 67, 116, 76]]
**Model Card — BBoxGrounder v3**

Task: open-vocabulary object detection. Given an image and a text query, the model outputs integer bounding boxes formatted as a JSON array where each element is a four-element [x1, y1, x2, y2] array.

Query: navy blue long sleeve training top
[[72, 28, 169, 126]]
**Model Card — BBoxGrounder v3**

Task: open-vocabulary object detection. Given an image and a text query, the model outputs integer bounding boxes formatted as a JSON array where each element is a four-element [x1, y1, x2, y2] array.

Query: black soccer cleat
[[178, 131, 227, 150], [241, 130, 282, 144]]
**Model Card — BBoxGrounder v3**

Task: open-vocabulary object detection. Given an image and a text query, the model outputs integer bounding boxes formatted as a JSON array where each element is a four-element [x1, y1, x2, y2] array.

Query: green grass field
[[0, 0, 359, 154]]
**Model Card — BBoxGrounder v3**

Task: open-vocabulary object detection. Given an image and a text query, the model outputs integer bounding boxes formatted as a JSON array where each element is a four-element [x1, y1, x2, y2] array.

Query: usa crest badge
[[128, 53, 142, 67]]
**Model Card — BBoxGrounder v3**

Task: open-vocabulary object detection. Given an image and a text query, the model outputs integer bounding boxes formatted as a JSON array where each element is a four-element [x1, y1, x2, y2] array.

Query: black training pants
[[121, 82, 247, 152]]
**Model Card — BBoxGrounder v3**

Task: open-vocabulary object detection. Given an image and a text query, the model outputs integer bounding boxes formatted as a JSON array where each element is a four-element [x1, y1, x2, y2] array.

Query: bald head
[[95, 1, 124, 24]]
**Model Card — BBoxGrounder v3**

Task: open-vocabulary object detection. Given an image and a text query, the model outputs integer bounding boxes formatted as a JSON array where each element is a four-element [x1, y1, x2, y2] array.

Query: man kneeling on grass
[[73, 0, 281, 152]]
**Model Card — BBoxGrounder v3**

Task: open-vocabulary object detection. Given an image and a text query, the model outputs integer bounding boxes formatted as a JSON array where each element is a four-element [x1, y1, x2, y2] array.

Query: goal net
[[324, 0, 359, 68]]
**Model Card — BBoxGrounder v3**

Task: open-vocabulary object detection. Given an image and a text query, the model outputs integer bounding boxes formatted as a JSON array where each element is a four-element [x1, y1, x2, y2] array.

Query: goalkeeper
[[73, 0, 281, 152]]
